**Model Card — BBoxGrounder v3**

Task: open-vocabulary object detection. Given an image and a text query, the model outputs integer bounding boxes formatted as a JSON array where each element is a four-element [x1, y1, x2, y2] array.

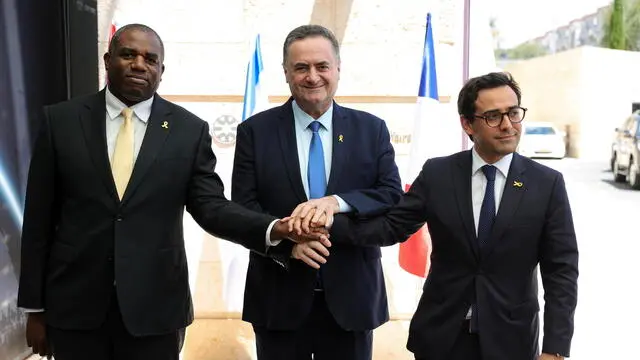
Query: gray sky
[[487, 0, 612, 48]]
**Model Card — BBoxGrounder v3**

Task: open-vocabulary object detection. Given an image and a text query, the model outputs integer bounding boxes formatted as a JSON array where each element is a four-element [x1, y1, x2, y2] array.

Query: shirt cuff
[[265, 219, 282, 247], [21, 308, 44, 313], [333, 195, 353, 213]]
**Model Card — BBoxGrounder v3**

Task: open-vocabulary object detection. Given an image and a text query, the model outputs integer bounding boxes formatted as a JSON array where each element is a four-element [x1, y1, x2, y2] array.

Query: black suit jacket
[[332, 151, 579, 359], [232, 99, 402, 331], [17, 90, 277, 336]]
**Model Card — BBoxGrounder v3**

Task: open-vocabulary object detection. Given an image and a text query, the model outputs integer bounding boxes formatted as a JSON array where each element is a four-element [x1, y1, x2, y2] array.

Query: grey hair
[[282, 24, 340, 64]]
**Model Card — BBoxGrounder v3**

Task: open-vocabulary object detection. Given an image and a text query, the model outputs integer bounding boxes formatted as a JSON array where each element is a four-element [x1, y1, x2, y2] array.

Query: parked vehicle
[[610, 111, 640, 189], [518, 121, 566, 159]]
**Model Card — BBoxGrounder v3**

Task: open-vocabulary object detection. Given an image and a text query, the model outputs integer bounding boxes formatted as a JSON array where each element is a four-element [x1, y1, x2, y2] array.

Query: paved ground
[[536, 158, 640, 358]]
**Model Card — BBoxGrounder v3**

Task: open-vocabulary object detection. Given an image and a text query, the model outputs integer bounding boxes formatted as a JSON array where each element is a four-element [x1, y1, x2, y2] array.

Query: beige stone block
[[183, 319, 256, 360], [372, 320, 414, 360]]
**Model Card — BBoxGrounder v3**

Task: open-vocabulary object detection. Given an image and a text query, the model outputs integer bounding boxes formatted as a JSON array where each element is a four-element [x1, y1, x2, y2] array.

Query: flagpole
[[461, 0, 471, 150]]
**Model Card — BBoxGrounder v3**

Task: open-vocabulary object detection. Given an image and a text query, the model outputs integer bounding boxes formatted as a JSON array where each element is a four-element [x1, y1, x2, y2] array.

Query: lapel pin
[[338, 134, 344, 142], [161, 121, 169, 129], [513, 181, 523, 188]]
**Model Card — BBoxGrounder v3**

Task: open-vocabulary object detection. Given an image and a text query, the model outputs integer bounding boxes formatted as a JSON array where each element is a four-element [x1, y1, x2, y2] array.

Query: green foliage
[[601, 0, 640, 50], [605, 0, 627, 49]]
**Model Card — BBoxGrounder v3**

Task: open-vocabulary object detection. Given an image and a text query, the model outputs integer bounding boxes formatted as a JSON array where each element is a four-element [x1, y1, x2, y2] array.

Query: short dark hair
[[282, 24, 340, 64], [457, 72, 521, 121], [108, 23, 165, 59]]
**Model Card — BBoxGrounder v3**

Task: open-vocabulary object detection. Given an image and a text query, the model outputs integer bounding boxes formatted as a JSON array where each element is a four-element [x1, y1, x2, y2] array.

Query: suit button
[[116, 216, 123, 222], [107, 256, 114, 261]]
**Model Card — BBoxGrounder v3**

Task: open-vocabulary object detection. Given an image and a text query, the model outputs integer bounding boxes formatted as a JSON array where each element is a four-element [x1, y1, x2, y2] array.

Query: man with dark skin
[[18, 24, 328, 360]]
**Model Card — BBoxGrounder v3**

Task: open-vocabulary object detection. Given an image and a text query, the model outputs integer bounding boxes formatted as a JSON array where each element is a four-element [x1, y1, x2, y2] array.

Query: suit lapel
[[120, 95, 171, 204], [453, 151, 480, 258], [482, 153, 528, 258], [277, 100, 307, 203], [326, 103, 348, 195], [80, 90, 119, 201]]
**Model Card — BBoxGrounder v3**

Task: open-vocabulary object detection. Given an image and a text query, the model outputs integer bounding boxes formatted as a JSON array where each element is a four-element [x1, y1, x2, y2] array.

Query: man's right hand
[[287, 196, 339, 233], [282, 208, 331, 236], [26, 312, 51, 358]]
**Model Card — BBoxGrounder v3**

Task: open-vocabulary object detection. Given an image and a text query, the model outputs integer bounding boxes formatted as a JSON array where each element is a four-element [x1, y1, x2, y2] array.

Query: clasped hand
[[286, 196, 336, 235], [270, 197, 336, 269], [279, 197, 337, 269]]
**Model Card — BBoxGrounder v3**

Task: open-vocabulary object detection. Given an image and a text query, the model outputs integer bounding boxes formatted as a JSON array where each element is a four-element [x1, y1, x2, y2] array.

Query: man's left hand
[[288, 196, 338, 234], [291, 241, 331, 269], [539, 353, 563, 360]]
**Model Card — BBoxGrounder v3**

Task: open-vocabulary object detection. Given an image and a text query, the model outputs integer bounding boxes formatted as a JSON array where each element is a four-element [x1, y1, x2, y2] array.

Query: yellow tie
[[112, 108, 134, 199]]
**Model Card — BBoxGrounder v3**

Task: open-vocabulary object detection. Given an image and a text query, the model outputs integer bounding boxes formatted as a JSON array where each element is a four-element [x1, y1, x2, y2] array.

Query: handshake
[[269, 196, 339, 269]]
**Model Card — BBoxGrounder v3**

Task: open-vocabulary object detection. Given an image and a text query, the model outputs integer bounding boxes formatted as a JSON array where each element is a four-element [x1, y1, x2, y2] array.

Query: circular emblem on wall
[[210, 114, 239, 148]]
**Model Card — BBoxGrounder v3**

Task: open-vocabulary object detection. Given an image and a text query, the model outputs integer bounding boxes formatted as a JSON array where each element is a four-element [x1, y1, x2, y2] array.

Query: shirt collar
[[105, 86, 154, 123], [471, 147, 513, 178], [292, 100, 333, 132]]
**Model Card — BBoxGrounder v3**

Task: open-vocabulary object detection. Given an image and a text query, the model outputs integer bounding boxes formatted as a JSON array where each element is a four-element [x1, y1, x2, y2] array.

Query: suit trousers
[[253, 291, 373, 360], [47, 288, 184, 360], [415, 320, 481, 360]]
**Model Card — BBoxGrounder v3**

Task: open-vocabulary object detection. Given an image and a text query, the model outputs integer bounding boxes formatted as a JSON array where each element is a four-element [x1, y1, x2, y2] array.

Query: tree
[[609, 0, 626, 49], [603, 0, 628, 49], [619, 0, 640, 50]]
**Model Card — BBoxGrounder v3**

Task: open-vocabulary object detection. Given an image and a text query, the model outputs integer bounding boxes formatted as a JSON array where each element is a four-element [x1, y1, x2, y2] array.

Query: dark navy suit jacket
[[232, 99, 402, 331], [332, 151, 579, 359]]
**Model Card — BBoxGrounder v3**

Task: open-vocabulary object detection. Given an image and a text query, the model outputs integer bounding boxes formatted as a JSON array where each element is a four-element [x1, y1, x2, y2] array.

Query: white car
[[518, 122, 566, 159]]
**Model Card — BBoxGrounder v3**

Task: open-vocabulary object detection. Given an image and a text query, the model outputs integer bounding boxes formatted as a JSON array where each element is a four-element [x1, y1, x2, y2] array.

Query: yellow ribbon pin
[[161, 121, 169, 129], [338, 134, 344, 142], [513, 181, 523, 188]]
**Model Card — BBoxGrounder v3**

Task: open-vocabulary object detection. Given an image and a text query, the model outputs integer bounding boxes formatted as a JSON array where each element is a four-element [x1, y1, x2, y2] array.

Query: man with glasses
[[291, 72, 578, 360]]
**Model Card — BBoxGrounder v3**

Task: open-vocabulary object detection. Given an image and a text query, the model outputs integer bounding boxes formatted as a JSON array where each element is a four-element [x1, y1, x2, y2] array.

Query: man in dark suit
[[231, 25, 402, 360], [297, 72, 579, 360], [17, 24, 327, 360]]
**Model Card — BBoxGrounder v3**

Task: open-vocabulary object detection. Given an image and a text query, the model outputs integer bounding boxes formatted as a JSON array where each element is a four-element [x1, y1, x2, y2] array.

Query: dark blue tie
[[308, 121, 326, 199], [470, 165, 497, 332], [308, 121, 326, 290], [477, 165, 497, 247]]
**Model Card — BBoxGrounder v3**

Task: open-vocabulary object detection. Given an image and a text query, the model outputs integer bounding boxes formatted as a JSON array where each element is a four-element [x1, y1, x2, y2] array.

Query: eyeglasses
[[473, 106, 527, 128]]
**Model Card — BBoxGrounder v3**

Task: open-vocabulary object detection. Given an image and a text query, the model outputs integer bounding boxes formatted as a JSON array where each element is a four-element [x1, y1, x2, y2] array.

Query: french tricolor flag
[[398, 13, 439, 278]]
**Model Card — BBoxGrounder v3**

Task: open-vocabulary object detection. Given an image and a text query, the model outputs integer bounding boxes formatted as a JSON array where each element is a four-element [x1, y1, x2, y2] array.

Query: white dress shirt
[[105, 86, 152, 162], [470, 148, 513, 234]]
